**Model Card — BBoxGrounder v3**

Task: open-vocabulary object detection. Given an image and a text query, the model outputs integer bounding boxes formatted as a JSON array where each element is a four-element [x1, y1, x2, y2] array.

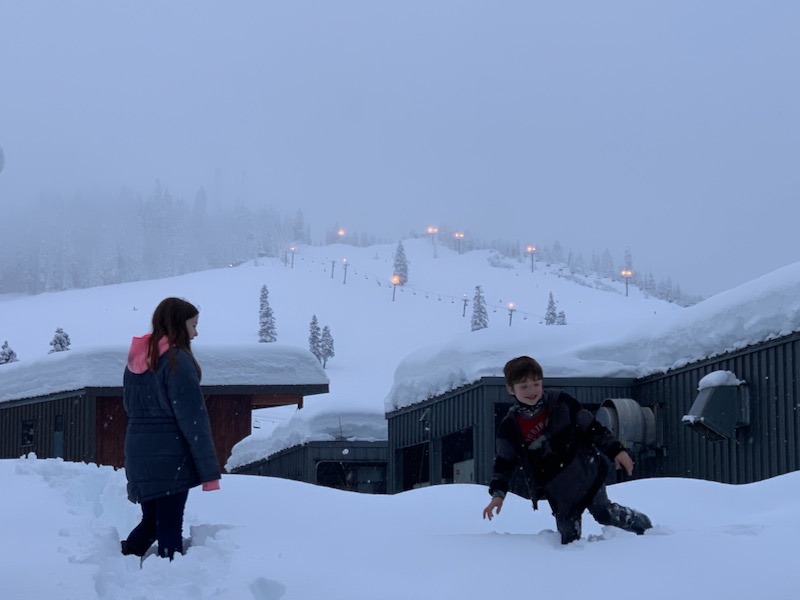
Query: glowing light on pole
[[427, 226, 439, 258], [508, 302, 516, 326], [462, 293, 468, 317], [391, 275, 400, 301], [526, 245, 536, 272], [454, 232, 464, 254], [290, 245, 296, 269], [621, 269, 633, 297], [337, 229, 346, 241], [342, 258, 348, 285]]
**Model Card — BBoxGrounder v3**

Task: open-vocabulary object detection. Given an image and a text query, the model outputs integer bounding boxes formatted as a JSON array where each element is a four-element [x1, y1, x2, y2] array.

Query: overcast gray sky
[[1, 1, 798, 297]]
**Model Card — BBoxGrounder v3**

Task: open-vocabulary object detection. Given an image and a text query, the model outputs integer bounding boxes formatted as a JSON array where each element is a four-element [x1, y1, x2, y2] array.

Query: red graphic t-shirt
[[516, 407, 548, 449]]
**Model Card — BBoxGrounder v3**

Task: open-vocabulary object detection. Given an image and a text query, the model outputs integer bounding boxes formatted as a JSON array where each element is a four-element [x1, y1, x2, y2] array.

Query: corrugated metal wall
[[0, 393, 94, 463], [634, 331, 800, 484], [232, 440, 388, 482]]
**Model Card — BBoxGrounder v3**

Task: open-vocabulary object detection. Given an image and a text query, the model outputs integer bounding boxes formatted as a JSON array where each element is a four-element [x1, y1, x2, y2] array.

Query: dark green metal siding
[[634, 331, 800, 484], [231, 440, 388, 488], [0, 393, 94, 463]]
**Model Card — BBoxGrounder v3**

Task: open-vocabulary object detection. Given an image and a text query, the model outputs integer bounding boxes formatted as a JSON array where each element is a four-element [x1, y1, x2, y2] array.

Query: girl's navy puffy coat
[[123, 345, 220, 504]]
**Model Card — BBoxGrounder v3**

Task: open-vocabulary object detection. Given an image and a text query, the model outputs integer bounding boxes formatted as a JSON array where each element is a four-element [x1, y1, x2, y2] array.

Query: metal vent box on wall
[[682, 385, 750, 442]]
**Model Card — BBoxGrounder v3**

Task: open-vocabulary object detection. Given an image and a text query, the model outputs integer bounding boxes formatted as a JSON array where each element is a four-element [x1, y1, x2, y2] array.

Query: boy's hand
[[483, 497, 504, 520], [614, 451, 634, 476]]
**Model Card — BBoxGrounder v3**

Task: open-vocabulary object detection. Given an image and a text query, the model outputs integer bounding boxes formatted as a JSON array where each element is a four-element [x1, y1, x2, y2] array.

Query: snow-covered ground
[[2, 455, 799, 599]]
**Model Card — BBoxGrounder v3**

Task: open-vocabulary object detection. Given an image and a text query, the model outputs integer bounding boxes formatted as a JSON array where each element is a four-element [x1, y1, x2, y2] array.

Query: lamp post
[[342, 258, 348, 284], [331, 260, 336, 279], [290, 245, 296, 269], [462, 293, 468, 317], [526, 245, 536, 272], [427, 226, 439, 258], [508, 302, 516, 326], [391, 275, 400, 301], [621, 269, 633, 297], [454, 232, 464, 254], [337, 229, 345, 242]]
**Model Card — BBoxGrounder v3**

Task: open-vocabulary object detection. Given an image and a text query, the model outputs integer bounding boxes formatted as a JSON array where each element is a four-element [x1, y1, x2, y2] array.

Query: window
[[317, 462, 387, 494], [21, 420, 35, 446]]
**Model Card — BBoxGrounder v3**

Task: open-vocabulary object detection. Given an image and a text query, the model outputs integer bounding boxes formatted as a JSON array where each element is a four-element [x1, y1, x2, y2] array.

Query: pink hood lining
[[127, 334, 171, 374]]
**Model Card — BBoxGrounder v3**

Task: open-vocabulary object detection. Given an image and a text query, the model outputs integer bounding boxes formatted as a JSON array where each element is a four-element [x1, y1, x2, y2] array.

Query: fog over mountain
[[1, 1, 798, 297]]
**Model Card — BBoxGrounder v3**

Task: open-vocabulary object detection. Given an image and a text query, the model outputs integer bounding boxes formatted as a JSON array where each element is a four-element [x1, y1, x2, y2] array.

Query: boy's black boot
[[629, 511, 653, 535], [556, 514, 582, 544]]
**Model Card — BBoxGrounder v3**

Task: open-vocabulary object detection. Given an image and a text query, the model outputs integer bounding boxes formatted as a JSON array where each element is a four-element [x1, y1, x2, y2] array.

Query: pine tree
[[556, 310, 567, 326], [471, 285, 489, 331], [258, 284, 277, 342], [308, 315, 322, 362], [545, 292, 558, 325], [320, 325, 335, 368], [393, 241, 410, 286], [624, 247, 634, 271], [0, 340, 18, 364], [49, 328, 71, 353]]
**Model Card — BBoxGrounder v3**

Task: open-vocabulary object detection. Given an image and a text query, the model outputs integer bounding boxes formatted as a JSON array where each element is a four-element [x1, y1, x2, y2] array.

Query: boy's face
[[507, 376, 543, 406]]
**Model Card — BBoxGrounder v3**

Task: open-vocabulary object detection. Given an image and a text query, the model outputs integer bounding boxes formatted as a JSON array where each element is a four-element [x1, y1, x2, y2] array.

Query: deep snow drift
[[3, 456, 800, 600]]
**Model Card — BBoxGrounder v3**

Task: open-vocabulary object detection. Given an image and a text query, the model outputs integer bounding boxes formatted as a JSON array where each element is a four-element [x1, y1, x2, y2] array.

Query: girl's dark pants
[[123, 490, 189, 559]]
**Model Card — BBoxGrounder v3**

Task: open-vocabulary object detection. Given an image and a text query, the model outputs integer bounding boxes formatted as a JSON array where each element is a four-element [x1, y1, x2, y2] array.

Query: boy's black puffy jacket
[[488, 389, 625, 517]]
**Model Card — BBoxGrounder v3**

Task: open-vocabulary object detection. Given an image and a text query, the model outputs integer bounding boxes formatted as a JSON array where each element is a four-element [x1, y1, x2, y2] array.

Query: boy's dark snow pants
[[555, 485, 651, 544]]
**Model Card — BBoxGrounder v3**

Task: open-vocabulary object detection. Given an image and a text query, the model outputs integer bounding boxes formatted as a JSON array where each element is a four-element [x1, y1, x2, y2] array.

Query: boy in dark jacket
[[483, 356, 652, 544]]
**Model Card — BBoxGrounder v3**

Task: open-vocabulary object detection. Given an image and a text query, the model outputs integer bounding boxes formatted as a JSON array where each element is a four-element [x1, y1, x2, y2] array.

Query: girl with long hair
[[120, 297, 221, 560]]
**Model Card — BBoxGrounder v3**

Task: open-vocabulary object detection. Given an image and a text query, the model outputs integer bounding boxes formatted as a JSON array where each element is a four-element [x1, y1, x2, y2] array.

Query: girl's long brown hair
[[147, 297, 202, 380]]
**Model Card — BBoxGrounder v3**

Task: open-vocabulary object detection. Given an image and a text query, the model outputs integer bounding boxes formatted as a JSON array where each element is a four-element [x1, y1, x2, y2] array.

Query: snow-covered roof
[[226, 409, 387, 471], [0, 343, 329, 404], [384, 262, 800, 412]]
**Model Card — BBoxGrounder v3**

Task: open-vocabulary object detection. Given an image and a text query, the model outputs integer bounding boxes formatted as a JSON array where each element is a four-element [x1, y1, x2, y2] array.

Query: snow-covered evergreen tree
[[393, 241, 409, 286], [49, 327, 71, 353], [623, 247, 634, 271], [291, 209, 311, 244], [550, 240, 565, 264], [600, 249, 616, 279], [258, 284, 277, 342], [658, 276, 674, 303], [556, 310, 567, 326], [545, 292, 558, 325], [471, 285, 489, 331], [308, 315, 322, 362], [320, 325, 335, 368], [0, 340, 18, 364]]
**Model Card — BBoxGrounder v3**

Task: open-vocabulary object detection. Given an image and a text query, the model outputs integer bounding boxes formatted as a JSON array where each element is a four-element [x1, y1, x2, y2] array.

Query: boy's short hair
[[503, 356, 544, 386]]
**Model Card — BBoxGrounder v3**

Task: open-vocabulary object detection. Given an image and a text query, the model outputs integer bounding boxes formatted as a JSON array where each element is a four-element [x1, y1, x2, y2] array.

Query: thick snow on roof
[[384, 262, 800, 412], [226, 409, 386, 471], [0, 343, 328, 404]]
